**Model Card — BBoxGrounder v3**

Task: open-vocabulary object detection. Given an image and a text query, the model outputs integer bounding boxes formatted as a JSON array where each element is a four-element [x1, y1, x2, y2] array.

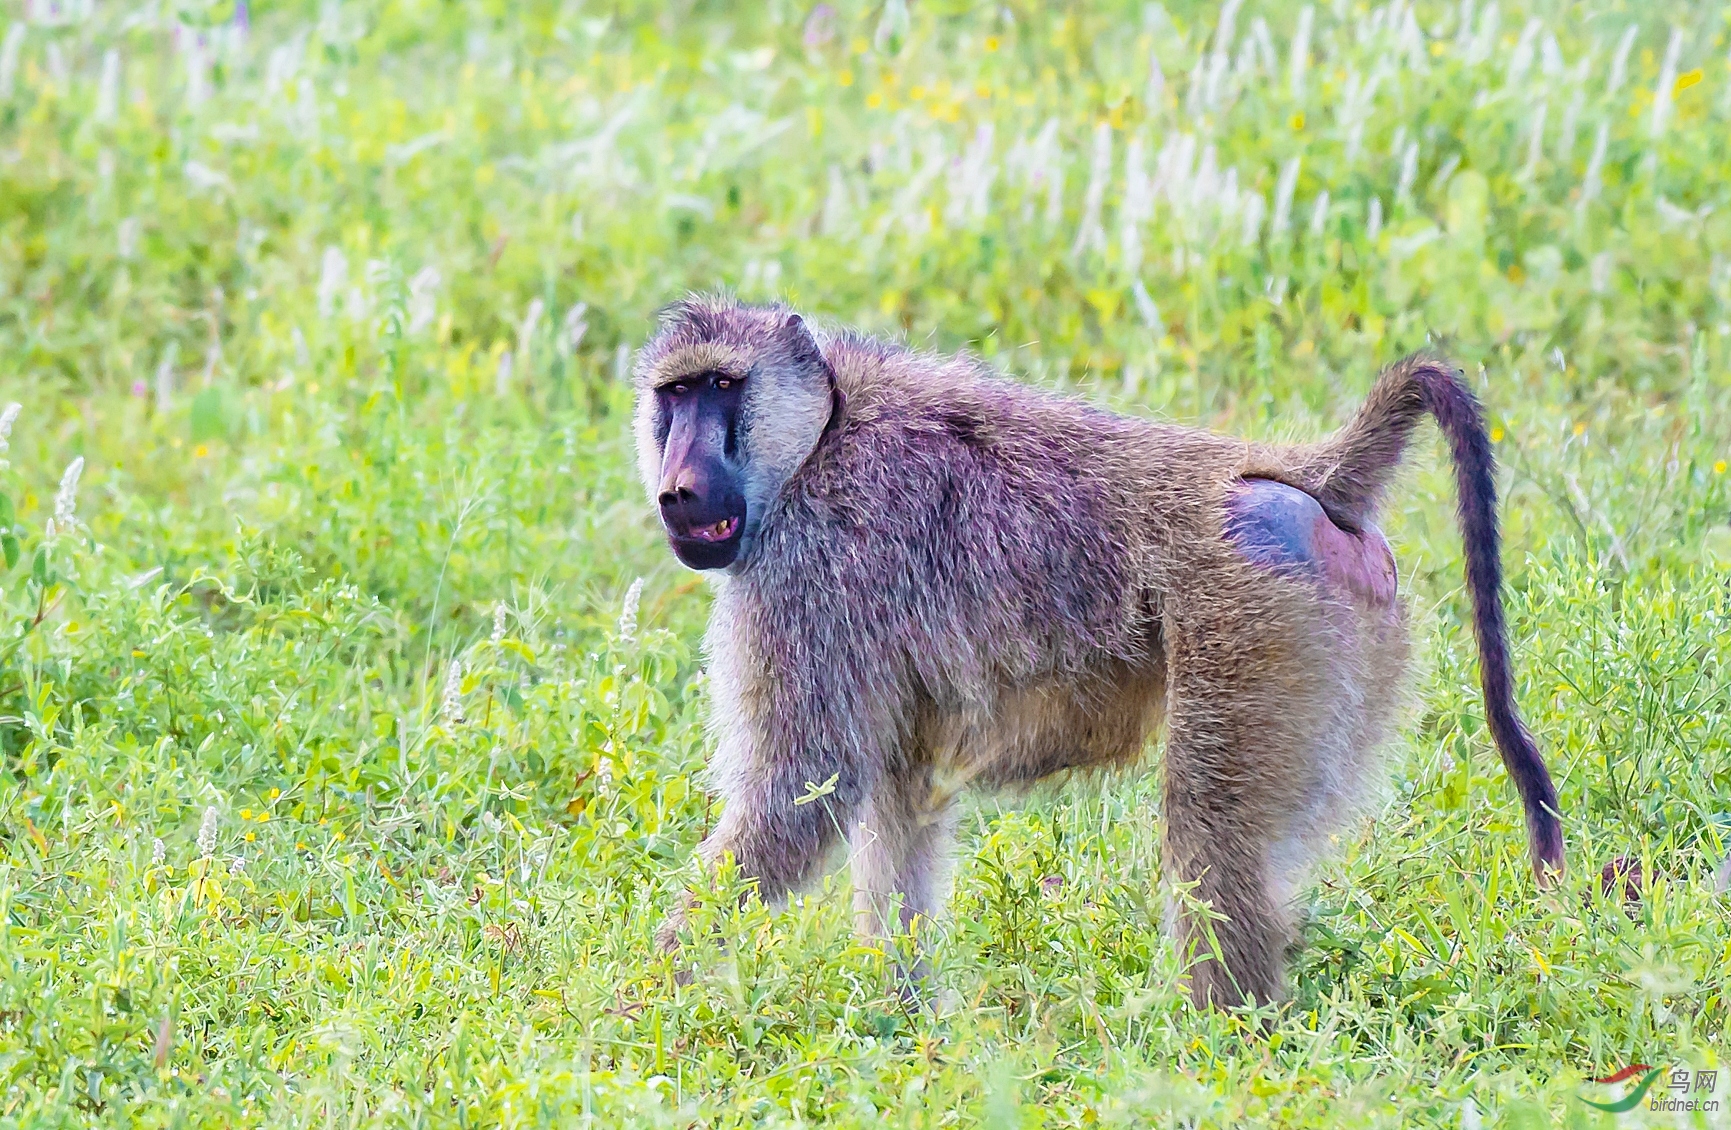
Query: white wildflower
[[1204, 0, 1243, 111], [1430, 154, 1462, 195], [1467, 1, 1498, 65], [42, 42, 63, 93], [1540, 31, 1564, 78], [561, 303, 589, 355], [0, 24, 24, 99], [1202, 48, 1230, 116], [1558, 82, 1584, 162], [886, 134, 946, 236], [406, 266, 441, 335], [516, 297, 544, 370], [1520, 101, 1546, 178], [1590, 251, 1613, 294], [873, 0, 907, 53], [184, 161, 230, 193], [1239, 190, 1265, 247], [1146, 46, 1165, 109], [155, 341, 178, 413], [1308, 190, 1330, 237], [184, 30, 210, 107], [1505, 18, 1541, 87], [49, 456, 83, 538], [1397, 7, 1425, 70], [491, 602, 508, 646], [265, 39, 300, 90], [1071, 123, 1111, 261], [1340, 71, 1383, 164], [1271, 155, 1302, 238], [196, 806, 219, 858], [1650, 25, 1682, 138], [595, 754, 615, 792], [117, 216, 139, 260], [1397, 141, 1419, 200], [613, 342, 631, 383], [1250, 18, 1277, 76], [0, 402, 19, 467], [1454, 0, 1475, 52], [1025, 119, 1064, 226], [1192, 144, 1220, 220], [1232, 28, 1257, 81], [1119, 135, 1151, 277], [442, 659, 465, 725], [96, 48, 120, 121], [228, 855, 245, 875], [1367, 195, 1383, 241], [1131, 278, 1163, 335], [1183, 55, 1206, 123], [1607, 24, 1637, 97], [617, 577, 642, 641], [316, 247, 347, 320], [494, 348, 513, 397], [480, 809, 503, 835], [1579, 122, 1609, 208], [201, 339, 222, 387], [944, 124, 996, 230], [1459, 1097, 1482, 1130], [151, 837, 165, 866], [1153, 132, 1197, 213], [346, 277, 369, 323], [822, 163, 853, 233], [1654, 195, 1708, 230], [1288, 5, 1314, 99]]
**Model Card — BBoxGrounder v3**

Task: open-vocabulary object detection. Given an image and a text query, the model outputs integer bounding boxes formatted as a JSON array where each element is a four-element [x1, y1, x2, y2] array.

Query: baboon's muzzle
[[657, 462, 746, 570]]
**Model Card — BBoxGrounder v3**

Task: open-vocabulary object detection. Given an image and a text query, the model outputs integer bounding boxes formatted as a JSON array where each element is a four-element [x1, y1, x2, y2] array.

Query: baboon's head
[[633, 297, 838, 571]]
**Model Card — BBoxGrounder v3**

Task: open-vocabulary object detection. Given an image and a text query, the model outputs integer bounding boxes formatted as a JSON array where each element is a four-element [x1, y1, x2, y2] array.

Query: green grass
[[1, 0, 1729, 1124]]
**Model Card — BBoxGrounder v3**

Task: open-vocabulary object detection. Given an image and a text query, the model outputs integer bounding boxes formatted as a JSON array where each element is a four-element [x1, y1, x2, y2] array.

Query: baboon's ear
[[781, 312, 826, 370]]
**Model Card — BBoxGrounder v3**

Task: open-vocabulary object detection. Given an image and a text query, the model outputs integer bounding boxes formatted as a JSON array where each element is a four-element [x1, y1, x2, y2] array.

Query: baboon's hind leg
[[1160, 617, 1362, 1009], [851, 780, 958, 947], [1161, 481, 1409, 1007]]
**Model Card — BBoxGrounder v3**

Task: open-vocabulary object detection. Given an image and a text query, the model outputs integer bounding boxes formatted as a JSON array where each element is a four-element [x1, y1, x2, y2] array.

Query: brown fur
[[635, 297, 1561, 1009]]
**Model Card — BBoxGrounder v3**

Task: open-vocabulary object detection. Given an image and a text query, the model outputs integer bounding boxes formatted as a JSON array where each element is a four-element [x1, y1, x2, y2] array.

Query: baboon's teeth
[[690, 517, 737, 541]]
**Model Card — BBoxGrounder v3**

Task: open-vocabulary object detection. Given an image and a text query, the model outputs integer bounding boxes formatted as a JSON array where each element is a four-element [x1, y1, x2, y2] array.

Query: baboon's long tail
[[1291, 354, 1565, 884]]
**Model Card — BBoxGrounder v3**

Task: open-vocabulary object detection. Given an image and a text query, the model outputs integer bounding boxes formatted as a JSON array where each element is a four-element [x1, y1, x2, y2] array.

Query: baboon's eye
[[715, 376, 733, 390], [670, 382, 690, 395]]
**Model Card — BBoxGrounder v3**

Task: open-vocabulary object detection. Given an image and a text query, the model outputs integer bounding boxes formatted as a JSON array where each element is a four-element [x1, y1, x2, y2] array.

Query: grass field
[[2, 0, 1730, 1124]]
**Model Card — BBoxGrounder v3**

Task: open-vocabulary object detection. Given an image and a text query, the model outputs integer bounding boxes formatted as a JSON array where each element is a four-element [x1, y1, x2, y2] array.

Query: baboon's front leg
[[654, 750, 866, 951], [656, 636, 900, 953]]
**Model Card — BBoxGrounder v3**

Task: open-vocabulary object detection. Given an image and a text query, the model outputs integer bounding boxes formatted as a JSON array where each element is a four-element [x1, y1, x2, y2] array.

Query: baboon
[[635, 297, 1563, 1008]]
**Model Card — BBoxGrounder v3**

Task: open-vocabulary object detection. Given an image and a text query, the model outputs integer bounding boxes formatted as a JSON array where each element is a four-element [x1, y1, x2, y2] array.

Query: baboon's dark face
[[654, 370, 749, 570]]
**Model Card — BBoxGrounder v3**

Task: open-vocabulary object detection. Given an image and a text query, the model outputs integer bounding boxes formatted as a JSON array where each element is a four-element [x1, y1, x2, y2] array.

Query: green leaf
[[1, 534, 17, 571], [31, 546, 47, 586], [0, 492, 13, 528]]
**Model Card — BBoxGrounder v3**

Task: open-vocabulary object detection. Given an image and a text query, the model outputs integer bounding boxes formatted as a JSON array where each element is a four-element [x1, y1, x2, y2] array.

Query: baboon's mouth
[[687, 517, 738, 542], [665, 508, 746, 570]]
